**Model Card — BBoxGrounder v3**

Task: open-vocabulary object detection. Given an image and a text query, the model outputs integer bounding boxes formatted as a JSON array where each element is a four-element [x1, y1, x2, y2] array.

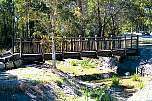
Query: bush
[[69, 60, 78, 66], [132, 74, 141, 81], [80, 59, 96, 68], [55, 80, 63, 87], [89, 86, 113, 101], [138, 82, 144, 89], [111, 76, 120, 87]]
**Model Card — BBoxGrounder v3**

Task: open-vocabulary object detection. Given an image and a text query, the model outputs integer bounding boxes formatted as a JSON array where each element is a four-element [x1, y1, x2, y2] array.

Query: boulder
[[0, 62, 5, 70], [14, 59, 23, 68], [5, 61, 15, 69]]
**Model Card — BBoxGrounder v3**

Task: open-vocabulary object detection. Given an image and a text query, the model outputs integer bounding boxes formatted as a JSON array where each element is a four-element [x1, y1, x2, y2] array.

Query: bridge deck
[[14, 48, 138, 63]]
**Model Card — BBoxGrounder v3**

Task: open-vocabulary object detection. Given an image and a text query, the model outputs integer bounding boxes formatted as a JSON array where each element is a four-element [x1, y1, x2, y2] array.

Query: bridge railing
[[14, 35, 139, 54]]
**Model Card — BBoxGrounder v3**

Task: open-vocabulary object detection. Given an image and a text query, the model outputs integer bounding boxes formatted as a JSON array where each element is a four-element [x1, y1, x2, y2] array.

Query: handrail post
[[79, 35, 82, 52], [110, 36, 113, 50], [137, 35, 139, 49], [12, 36, 14, 54], [19, 38, 22, 58], [124, 35, 127, 56], [61, 36, 64, 53], [131, 35, 133, 48], [65, 36, 67, 52], [95, 35, 98, 51], [71, 38, 73, 52], [61, 36, 64, 60], [119, 37, 121, 49], [103, 37, 106, 50], [88, 38, 90, 51]]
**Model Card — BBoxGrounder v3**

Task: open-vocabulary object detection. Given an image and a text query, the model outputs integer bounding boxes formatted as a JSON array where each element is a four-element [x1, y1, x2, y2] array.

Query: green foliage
[[1, 0, 152, 49], [80, 59, 96, 68], [69, 60, 78, 66], [111, 76, 120, 87], [138, 81, 144, 89], [0, 49, 5, 54], [55, 79, 64, 87], [68, 58, 97, 68], [40, 35, 51, 53], [33, 31, 42, 39], [83, 86, 113, 101], [132, 74, 141, 81], [0, 0, 14, 48]]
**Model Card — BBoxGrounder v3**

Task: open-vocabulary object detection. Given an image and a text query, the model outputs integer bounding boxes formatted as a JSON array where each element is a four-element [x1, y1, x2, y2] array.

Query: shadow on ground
[[74, 72, 115, 81], [0, 70, 56, 101]]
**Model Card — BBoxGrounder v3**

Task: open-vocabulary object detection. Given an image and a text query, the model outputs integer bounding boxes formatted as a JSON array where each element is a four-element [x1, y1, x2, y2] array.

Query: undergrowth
[[132, 74, 141, 81], [111, 76, 120, 87], [81, 86, 114, 101]]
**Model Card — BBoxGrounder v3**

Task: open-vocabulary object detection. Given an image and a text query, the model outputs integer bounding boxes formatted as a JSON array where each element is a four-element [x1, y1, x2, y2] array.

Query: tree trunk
[[97, 0, 102, 37], [77, 0, 85, 36], [102, 14, 107, 37]]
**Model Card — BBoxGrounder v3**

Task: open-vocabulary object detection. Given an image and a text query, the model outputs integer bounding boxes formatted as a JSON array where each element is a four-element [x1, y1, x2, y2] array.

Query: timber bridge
[[12, 35, 139, 63], [0, 35, 139, 65]]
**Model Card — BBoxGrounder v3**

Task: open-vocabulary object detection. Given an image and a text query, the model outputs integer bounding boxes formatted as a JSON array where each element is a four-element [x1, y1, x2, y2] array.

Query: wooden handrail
[[14, 35, 139, 54]]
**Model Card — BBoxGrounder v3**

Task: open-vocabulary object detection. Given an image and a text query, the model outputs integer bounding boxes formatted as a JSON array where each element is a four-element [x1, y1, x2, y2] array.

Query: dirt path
[[127, 79, 152, 101]]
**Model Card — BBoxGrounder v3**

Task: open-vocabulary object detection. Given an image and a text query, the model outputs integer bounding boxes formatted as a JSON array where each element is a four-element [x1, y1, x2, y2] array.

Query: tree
[[0, 0, 15, 49]]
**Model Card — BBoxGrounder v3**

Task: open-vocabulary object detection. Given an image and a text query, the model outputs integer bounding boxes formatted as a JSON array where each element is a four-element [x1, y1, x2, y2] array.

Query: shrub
[[111, 76, 120, 87], [55, 80, 63, 87], [80, 59, 96, 68], [69, 60, 78, 66], [89, 86, 113, 101], [132, 74, 141, 81], [138, 82, 144, 89]]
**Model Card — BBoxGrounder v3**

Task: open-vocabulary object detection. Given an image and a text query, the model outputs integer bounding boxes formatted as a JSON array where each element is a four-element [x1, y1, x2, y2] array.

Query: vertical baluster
[[19, 38, 22, 58], [71, 38, 73, 52], [65, 37, 67, 52], [124, 35, 127, 56], [73, 38, 75, 51], [137, 35, 139, 49], [79, 35, 82, 52], [95, 35, 98, 51], [131, 35, 133, 48]]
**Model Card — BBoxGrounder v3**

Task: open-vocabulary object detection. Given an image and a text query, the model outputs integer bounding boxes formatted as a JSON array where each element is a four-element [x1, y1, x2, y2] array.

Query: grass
[[0, 48, 5, 56], [86, 75, 149, 100], [46, 59, 113, 76], [131, 74, 141, 81], [111, 76, 120, 87], [77, 85, 114, 101], [90, 75, 150, 90], [138, 82, 144, 89], [7, 67, 64, 84]]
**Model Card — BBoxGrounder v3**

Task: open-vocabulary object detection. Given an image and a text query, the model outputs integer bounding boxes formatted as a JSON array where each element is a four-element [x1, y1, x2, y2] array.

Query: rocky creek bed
[[0, 63, 146, 101]]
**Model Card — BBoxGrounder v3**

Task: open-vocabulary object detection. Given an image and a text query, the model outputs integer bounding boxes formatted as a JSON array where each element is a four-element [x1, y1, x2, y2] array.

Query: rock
[[0, 62, 5, 70], [5, 61, 15, 69], [98, 57, 118, 70], [8, 74, 18, 80], [14, 60, 23, 68], [103, 73, 111, 78]]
